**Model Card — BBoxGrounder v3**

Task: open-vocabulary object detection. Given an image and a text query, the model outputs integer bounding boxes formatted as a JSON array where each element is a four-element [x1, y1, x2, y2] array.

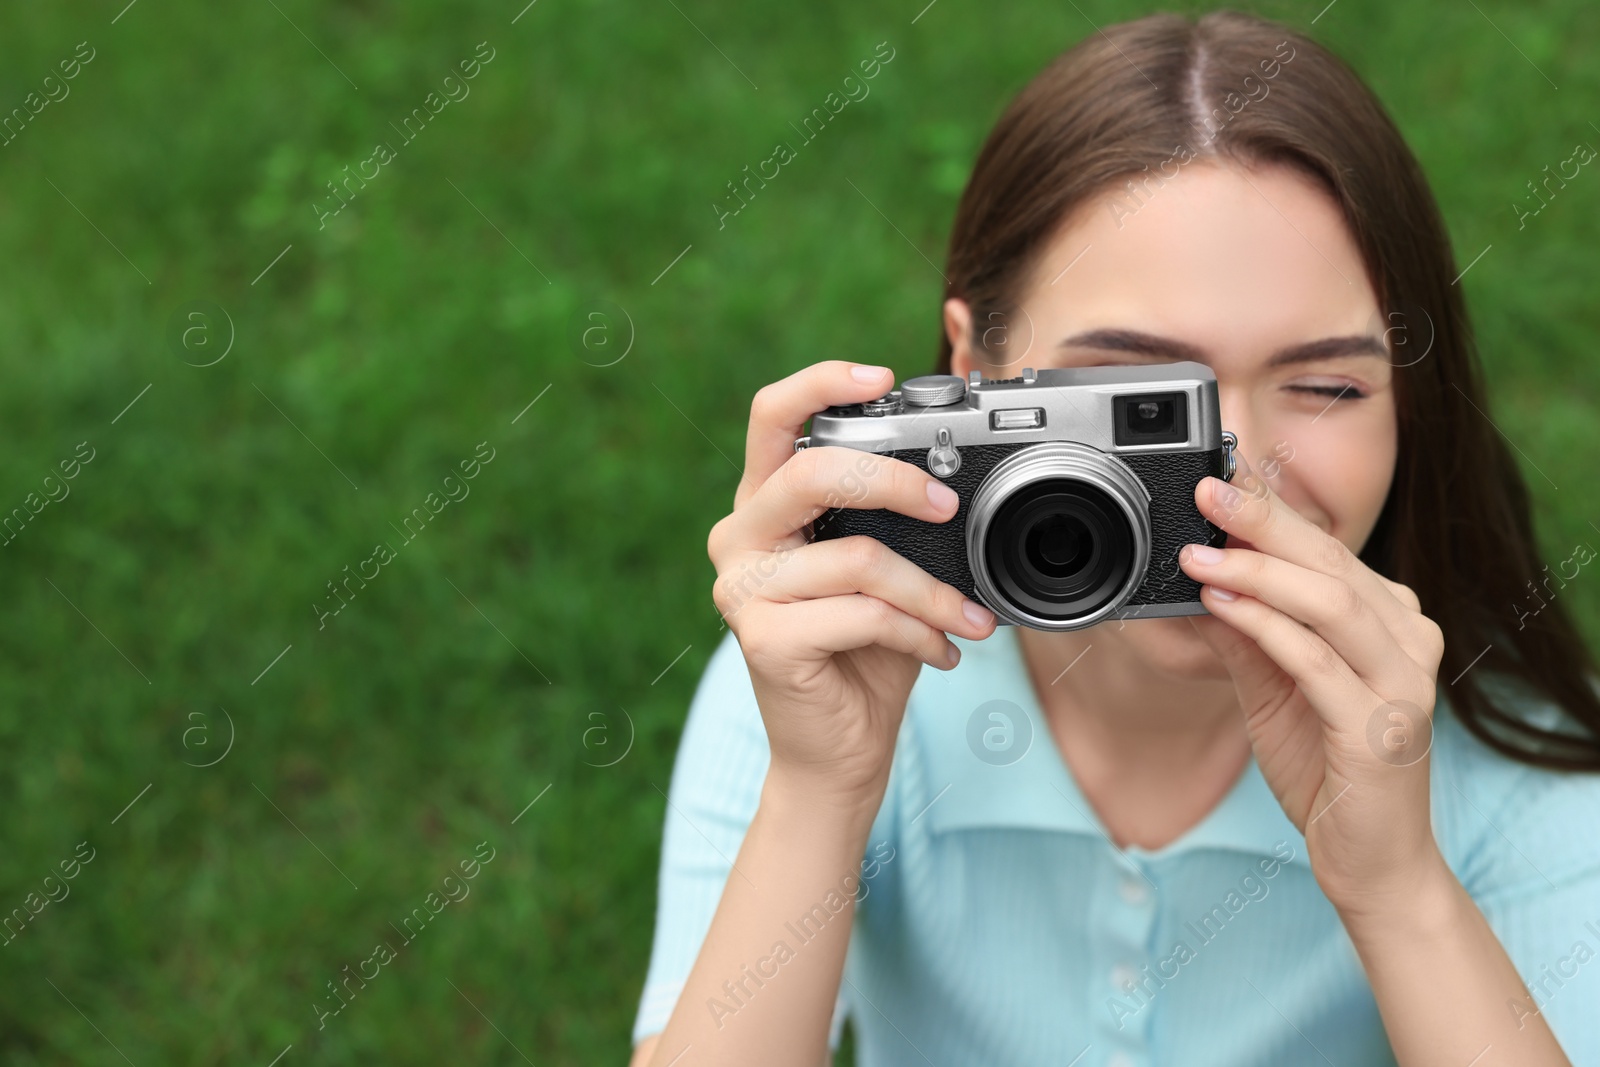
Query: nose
[[1216, 384, 1259, 478]]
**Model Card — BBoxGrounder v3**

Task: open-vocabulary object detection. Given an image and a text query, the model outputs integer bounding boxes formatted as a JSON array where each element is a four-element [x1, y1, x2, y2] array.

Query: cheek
[[1265, 403, 1397, 551]]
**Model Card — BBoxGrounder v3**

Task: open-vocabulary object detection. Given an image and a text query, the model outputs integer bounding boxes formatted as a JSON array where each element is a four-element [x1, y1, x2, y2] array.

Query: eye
[[1286, 383, 1367, 401]]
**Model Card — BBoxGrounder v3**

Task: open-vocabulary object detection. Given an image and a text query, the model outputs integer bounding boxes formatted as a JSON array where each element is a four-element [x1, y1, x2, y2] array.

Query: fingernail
[[962, 599, 994, 629], [1184, 543, 1225, 566], [1214, 479, 1241, 510], [946, 642, 962, 668], [1208, 585, 1238, 601], [852, 364, 890, 382], [927, 480, 959, 512]]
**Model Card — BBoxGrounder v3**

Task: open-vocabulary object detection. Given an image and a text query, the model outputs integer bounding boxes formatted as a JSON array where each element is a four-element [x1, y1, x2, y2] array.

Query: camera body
[[796, 362, 1237, 631]]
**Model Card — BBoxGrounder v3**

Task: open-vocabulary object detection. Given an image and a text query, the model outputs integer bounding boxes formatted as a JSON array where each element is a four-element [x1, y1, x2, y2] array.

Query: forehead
[[1016, 160, 1382, 363]]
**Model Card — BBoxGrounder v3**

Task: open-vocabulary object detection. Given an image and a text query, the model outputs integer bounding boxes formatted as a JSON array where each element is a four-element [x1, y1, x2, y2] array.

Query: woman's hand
[[708, 360, 998, 810], [1176, 453, 1448, 915]]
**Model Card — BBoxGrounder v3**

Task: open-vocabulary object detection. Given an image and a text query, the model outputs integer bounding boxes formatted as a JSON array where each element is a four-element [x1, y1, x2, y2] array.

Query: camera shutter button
[[928, 427, 961, 479]]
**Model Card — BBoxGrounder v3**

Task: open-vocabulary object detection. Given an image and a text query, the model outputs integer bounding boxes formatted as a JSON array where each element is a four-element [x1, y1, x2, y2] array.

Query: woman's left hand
[[1177, 454, 1449, 915]]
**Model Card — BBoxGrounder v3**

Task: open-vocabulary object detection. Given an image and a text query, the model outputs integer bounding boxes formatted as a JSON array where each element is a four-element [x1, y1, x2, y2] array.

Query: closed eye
[[1287, 383, 1366, 400]]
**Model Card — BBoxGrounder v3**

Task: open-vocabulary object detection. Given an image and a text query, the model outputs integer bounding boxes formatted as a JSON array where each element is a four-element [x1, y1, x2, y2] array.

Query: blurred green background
[[0, 0, 1595, 1063]]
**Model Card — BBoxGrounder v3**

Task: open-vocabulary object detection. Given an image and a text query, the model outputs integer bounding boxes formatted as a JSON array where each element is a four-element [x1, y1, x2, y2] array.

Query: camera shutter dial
[[901, 375, 967, 407]]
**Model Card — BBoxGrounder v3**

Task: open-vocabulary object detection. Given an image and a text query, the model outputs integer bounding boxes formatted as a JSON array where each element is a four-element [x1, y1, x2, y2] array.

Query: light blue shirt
[[635, 624, 1600, 1065]]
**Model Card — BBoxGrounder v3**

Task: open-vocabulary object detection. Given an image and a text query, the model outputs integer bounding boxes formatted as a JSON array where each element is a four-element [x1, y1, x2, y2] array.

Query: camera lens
[[966, 442, 1151, 630], [985, 481, 1134, 621], [1030, 513, 1092, 574]]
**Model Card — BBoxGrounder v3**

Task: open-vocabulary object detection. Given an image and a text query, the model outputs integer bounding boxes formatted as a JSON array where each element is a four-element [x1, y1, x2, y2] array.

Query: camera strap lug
[[928, 427, 961, 478], [1221, 431, 1238, 480]]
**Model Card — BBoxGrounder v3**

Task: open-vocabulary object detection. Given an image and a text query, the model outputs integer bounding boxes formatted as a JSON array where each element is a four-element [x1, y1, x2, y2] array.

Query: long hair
[[933, 10, 1600, 770]]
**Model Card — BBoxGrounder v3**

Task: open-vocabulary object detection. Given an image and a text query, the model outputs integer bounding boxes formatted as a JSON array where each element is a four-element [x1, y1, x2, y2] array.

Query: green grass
[[0, 0, 1596, 1063]]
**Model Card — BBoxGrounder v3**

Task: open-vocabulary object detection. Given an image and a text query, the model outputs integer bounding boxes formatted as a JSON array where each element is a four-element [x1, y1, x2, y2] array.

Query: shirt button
[[1110, 962, 1139, 992], [1118, 874, 1150, 905]]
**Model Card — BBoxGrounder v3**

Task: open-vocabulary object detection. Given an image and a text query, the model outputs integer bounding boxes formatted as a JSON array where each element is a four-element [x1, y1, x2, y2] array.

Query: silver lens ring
[[966, 442, 1152, 631]]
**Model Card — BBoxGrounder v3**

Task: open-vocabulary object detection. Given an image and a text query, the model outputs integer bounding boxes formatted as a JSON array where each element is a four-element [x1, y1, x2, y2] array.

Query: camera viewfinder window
[[1113, 392, 1189, 446]]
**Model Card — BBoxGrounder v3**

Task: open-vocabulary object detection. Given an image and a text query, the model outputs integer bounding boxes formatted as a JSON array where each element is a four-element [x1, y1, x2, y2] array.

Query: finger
[[1197, 452, 1414, 630], [1363, 572, 1443, 673], [1187, 612, 1288, 704], [1198, 584, 1382, 729], [737, 361, 896, 510], [1178, 544, 1417, 687], [712, 445, 958, 560], [1375, 574, 1422, 613], [752, 593, 962, 670], [720, 536, 996, 641]]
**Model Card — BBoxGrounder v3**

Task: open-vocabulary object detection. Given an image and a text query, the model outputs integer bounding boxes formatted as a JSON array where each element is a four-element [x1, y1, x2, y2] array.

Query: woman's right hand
[[707, 360, 998, 811]]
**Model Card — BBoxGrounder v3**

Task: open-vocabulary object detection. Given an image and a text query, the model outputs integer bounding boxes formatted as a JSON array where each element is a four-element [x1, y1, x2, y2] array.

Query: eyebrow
[[1056, 329, 1388, 367]]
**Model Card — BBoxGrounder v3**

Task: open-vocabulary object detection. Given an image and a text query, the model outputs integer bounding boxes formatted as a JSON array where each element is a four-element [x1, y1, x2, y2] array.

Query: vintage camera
[[795, 362, 1238, 631]]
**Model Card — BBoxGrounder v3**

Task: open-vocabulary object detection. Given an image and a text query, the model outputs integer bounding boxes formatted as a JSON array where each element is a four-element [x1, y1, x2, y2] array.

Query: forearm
[[1338, 854, 1571, 1067], [647, 770, 879, 1067]]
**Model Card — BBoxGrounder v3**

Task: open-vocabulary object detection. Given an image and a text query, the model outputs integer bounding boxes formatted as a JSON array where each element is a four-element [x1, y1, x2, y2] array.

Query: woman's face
[[945, 159, 1399, 681]]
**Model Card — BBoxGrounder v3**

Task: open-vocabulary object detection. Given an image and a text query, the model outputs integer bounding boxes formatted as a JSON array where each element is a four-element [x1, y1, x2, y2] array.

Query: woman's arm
[[1178, 459, 1573, 1065], [634, 362, 992, 1064], [1336, 853, 1570, 1066], [633, 1037, 834, 1067], [644, 769, 879, 1067], [629, 1035, 657, 1066]]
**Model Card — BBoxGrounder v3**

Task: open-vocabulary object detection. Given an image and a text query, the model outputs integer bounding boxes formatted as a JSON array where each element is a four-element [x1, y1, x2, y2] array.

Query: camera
[[795, 362, 1238, 631]]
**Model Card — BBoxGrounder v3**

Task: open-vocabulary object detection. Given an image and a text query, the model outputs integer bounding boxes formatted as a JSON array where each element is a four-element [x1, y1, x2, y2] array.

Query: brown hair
[[933, 9, 1600, 770]]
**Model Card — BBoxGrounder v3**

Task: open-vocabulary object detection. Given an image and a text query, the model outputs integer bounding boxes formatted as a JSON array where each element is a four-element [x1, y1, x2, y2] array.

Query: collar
[[904, 624, 1311, 870]]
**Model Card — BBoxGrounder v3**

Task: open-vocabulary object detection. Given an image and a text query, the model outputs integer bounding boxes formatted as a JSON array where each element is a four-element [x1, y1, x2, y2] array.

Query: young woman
[[631, 11, 1600, 1066]]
